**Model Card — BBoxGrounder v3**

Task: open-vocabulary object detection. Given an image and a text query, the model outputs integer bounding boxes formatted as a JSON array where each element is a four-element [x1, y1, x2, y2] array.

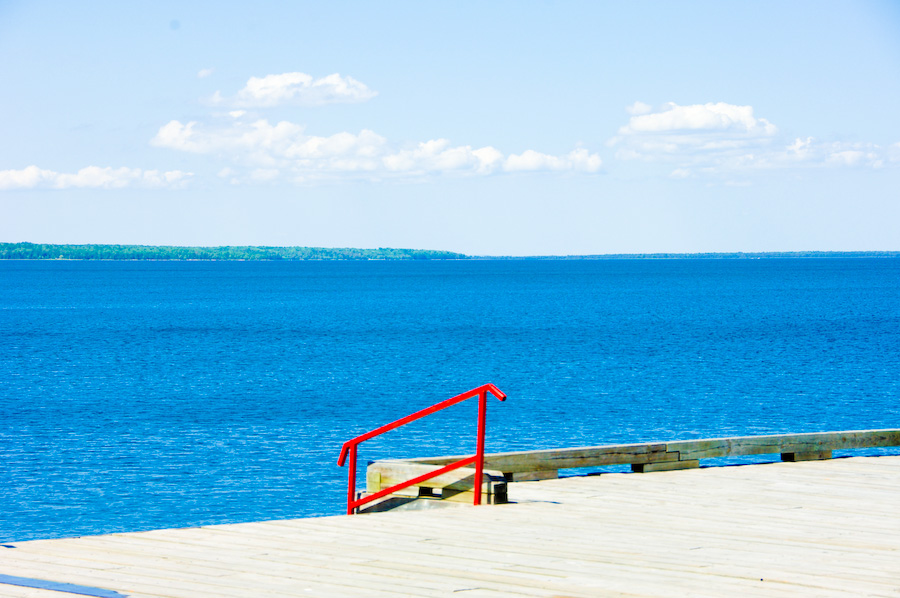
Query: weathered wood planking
[[2, 456, 899, 597], [391, 428, 900, 475]]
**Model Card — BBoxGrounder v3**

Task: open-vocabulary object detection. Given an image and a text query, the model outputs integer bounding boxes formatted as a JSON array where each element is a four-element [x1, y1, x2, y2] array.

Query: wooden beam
[[361, 429, 900, 509], [403, 443, 673, 472], [373, 429, 900, 476], [365, 461, 506, 496]]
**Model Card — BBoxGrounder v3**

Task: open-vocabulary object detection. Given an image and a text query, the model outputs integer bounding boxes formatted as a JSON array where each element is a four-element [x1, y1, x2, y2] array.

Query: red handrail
[[337, 383, 506, 515]]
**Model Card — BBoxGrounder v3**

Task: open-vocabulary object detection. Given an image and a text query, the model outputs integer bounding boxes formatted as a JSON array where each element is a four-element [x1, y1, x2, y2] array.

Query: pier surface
[[2, 455, 898, 597]]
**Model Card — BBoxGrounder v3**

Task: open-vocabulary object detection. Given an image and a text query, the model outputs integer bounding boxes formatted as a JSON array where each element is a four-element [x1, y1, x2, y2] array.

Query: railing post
[[338, 384, 505, 514], [474, 389, 487, 506], [346, 444, 357, 515]]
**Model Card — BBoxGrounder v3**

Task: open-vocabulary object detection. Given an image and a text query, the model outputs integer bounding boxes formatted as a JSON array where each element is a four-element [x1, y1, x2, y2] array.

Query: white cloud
[[610, 102, 778, 165], [152, 118, 367, 165], [504, 149, 602, 173], [827, 150, 867, 166], [611, 101, 893, 175], [197, 68, 214, 79], [383, 139, 499, 174], [566, 148, 603, 172], [149, 68, 604, 184], [151, 117, 601, 182], [211, 72, 378, 108], [626, 101, 653, 116], [504, 150, 566, 172], [0, 165, 55, 189], [152, 121, 198, 152], [779, 138, 886, 169], [0, 165, 192, 190], [619, 102, 777, 136], [787, 136, 813, 157]]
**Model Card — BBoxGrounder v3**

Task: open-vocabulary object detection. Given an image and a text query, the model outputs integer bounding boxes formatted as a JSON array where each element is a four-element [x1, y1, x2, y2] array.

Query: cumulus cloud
[[197, 68, 214, 79], [504, 150, 568, 172], [610, 102, 778, 164], [146, 68, 607, 183], [151, 117, 602, 182], [211, 72, 378, 107], [504, 148, 601, 173], [619, 102, 777, 136], [152, 119, 388, 174], [383, 139, 503, 175], [779, 137, 886, 169], [0, 165, 192, 190], [611, 101, 894, 175], [827, 150, 868, 166], [0, 165, 55, 189]]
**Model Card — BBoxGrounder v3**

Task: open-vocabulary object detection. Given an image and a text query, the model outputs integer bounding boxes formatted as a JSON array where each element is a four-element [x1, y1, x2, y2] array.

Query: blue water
[[2, 259, 899, 542]]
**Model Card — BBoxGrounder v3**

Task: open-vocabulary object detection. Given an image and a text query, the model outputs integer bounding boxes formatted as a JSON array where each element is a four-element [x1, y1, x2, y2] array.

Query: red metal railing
[[337, 383, 507, 515]]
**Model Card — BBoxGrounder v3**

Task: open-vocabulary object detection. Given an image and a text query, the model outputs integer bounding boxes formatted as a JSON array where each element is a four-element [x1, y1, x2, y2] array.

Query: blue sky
[[1, 1, 898, 255]]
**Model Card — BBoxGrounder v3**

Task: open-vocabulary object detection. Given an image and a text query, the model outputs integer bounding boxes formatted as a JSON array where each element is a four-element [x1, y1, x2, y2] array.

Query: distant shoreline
[[475, 251, 900, 260], [0, 243, 465, 261], [1, 243, 897, 261]]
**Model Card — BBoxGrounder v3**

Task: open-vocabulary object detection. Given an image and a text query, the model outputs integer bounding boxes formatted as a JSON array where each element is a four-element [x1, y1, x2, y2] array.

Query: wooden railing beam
[[375, 428, 900, 476]]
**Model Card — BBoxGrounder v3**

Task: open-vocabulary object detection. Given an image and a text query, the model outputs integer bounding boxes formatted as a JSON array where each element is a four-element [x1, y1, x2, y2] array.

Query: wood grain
[[2, 455, 898, 597]]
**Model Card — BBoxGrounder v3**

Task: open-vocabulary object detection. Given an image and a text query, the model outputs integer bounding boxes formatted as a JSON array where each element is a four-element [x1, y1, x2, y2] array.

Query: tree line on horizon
[[1, 243, 896, 261], [0, 243, 468, 261]]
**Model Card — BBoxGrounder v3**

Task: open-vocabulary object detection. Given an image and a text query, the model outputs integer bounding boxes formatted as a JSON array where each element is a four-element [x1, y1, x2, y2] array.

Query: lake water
[[2, 259, 899, 541]]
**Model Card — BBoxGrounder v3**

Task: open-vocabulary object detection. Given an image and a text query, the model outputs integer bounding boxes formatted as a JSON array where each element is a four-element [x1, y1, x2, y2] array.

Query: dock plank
[[2, 455, 899, 597]]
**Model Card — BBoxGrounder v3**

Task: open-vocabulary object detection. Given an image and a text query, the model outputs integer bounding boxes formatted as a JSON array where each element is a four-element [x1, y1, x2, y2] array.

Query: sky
[[1, 1, 899, 256]]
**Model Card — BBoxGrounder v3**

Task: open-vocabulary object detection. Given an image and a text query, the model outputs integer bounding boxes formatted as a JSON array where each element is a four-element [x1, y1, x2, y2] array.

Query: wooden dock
[[2, 454, 899, 597]]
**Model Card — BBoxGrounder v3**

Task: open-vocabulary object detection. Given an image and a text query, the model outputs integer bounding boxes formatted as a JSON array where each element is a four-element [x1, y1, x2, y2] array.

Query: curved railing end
[[337, 442, 353, 467], [484, 383, 507, 401]]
